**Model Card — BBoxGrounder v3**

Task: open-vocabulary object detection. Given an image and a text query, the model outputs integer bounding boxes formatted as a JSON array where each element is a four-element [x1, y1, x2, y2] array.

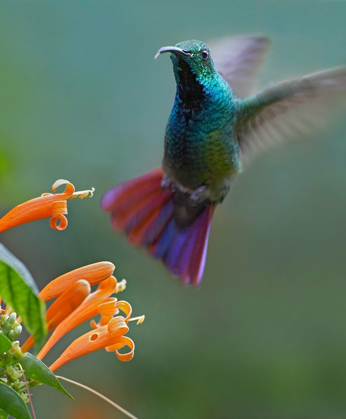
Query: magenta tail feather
[[101, 168, 214, 285]]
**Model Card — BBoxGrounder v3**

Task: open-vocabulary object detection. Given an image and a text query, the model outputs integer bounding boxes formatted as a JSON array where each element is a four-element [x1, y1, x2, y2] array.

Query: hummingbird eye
[[201, 50, 209, 61]]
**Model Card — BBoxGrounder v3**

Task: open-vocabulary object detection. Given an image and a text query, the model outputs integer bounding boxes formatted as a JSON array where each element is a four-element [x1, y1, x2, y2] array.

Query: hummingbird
[[101, 35, 346, 285]]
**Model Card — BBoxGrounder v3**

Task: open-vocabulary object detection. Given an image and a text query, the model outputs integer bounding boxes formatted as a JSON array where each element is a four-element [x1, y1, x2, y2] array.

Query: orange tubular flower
[[22, 280, 91, 353], [17, 259, 142, 371], [39, 261, 115, 301], [37, 276, 126, 360], [0, 179, 94, 233], [49, 316, 135, 372]]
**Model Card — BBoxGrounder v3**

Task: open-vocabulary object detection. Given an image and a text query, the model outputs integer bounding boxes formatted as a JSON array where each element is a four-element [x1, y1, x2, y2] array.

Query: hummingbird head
[[155, 40, 217, 86]]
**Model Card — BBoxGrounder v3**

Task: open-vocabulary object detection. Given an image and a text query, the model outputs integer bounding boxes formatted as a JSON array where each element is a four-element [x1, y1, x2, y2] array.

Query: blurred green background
[[1, 1, 346, 418]]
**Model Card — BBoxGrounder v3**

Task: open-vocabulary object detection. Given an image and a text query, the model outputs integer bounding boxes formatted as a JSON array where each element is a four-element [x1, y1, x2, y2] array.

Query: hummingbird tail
[[101, 168, 214, 285]]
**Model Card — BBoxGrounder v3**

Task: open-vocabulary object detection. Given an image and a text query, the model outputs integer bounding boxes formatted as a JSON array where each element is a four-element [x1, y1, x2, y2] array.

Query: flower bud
[[8, 325, 22, 341], [8, 313, 17, 325]]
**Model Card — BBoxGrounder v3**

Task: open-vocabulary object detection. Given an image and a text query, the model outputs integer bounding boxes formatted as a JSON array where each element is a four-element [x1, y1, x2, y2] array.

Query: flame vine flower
[[0, 179, 95, 232]]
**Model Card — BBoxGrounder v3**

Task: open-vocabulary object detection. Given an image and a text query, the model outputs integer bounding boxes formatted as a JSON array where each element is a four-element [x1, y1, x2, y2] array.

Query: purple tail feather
[[101, 168, 214, 285]]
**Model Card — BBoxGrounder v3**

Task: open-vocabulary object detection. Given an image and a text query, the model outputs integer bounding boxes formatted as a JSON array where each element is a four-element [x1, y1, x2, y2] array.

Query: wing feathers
[[210, 35, 271, 98], [235, 66, 346, 161]]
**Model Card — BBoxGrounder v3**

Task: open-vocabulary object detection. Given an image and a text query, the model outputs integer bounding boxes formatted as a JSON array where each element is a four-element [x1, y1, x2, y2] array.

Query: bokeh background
[[1, 1, 346, 418]]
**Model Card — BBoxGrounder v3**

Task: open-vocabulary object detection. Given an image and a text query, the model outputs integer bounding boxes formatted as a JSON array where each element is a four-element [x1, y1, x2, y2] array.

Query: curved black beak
[[154, 46, 192, 60]]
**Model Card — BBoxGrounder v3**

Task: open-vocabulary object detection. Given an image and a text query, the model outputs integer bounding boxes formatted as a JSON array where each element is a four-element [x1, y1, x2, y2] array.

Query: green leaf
[[0, 245, 46, 348], [19, 353, 73, 400], [0, 382, 31, 419], [0, 332, 12, 353], [0, 408, 9, 419]]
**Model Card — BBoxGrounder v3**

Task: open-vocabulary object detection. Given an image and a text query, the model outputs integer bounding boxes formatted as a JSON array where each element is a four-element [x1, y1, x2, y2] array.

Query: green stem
[[18, 364, 36, 419]]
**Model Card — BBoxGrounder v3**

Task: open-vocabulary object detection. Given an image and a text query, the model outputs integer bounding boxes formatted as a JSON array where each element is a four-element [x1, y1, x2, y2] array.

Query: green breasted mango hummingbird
[[101, 35, 346, 285]]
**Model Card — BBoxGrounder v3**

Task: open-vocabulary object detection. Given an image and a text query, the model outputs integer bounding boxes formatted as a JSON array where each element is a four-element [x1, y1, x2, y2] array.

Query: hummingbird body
[[102, 36, 346, 285], [163, 41, 240, 202]]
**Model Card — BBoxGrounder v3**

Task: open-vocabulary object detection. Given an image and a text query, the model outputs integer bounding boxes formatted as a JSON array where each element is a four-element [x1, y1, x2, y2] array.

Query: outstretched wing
[[209, 35, 271, 98], [235, 66, 346, 161]]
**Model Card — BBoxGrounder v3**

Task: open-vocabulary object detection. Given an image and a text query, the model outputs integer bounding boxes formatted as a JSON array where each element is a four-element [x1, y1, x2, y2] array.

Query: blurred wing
[[209, 35, 271, 98], [235, 66, 346, 161]]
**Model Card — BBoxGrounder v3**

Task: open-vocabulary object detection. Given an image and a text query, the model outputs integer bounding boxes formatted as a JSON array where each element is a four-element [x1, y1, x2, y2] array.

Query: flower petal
[[50, 214, 68, 231], [107, 316, 129, 337], [98, 298, 119, 316], [39, 262, 115, 301], [114, 336, 135, 362], [38, 276, 117, 360], [45, 280, 91, 330], [49, 317, 130, 372], [116, 301, 132, 322], [52, 180, 75, 198], [22, 280, 90, 353]]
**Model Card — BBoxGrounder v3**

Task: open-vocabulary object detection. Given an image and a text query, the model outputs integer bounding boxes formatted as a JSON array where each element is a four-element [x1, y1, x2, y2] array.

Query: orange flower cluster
[[0, 179, 94, 232], [0, 180, 143, 372], [22, 262, 143, 372]]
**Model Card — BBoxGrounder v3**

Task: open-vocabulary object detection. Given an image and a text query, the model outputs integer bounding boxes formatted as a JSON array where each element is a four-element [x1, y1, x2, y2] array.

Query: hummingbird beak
[[154, 46, 192, 60]]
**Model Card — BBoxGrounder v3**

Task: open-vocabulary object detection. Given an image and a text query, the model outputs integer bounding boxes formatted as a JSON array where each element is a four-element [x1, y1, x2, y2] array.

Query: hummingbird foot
[[161, 175, 175, 191], [188, 185, 209, 206], [189, 178, 233, 205], [217, 183, 231, 203]]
